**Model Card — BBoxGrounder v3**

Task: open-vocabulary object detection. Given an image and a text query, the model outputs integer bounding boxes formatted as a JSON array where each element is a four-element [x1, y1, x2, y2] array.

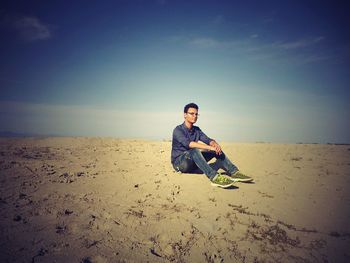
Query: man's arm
[[196, 128, 222, 155], [209, 140, 222, 155], [189, 141, 216, 151]]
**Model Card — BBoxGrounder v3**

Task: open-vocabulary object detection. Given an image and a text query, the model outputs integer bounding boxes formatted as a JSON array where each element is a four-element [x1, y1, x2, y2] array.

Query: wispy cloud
[[155, 0, 167, 5], [189, 37, 224, 48], [8, 15, 52, 42], [211, 15, 224, 25], [275, 36, 324, 50], [189, 36, 324, 50], [187, 35, 330, 64], [187, 36, 249, 50]]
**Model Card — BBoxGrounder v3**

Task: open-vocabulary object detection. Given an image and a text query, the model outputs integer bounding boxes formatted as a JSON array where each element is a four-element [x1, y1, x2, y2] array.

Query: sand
[[0, 137, 349, 262]]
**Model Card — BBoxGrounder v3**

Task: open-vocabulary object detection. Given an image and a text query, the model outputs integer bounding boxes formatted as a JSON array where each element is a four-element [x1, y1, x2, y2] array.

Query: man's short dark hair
[[184, 103, 199, 113]]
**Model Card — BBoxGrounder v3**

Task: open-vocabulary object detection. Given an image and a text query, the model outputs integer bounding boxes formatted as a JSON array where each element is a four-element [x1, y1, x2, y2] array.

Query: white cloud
[[187, 35, 330, 65], [212, 15, 224, 25], [262, 17, 274, 23], [275, 36, 324, 50], [188, 37, 243, 49], [156, 0, 167, 5], [189, 37, 223, 48], [189, 36, 324, 51], [11, 16, 51, 41]]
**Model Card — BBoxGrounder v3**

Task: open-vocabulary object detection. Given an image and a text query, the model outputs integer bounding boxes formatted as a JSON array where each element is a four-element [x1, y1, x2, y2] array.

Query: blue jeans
[[172, 148, 238, 180]]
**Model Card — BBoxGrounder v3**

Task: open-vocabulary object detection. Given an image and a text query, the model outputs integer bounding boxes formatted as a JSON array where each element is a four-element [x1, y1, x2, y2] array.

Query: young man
[[171, 103, 253, 188]]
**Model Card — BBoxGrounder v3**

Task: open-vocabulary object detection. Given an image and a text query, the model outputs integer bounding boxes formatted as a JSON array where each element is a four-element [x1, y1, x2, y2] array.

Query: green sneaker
[[230, 171, 253, 182], [211, 174, 234, 188]]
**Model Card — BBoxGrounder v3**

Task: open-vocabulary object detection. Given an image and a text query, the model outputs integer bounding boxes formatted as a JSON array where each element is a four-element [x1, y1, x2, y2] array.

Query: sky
[[0, 0, 349, 143]]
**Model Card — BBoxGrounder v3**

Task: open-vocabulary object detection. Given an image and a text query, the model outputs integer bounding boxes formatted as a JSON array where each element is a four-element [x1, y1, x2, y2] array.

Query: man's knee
[[189, 148, 202, 156], [217, 151, 226, 159]]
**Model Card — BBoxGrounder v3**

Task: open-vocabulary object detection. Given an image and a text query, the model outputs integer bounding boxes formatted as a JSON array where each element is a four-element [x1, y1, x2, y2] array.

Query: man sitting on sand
[[171, 103, 253, 188]]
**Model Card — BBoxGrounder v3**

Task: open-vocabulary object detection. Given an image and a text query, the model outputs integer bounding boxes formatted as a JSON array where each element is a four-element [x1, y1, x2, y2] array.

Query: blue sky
[[0, 0, 349, 143]]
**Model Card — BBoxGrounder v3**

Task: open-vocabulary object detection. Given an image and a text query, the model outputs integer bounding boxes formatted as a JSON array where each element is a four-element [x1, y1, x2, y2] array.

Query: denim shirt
[[171, 122, 212, 164]]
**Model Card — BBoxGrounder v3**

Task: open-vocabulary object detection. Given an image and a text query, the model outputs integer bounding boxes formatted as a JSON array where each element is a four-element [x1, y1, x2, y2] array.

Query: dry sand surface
[[0, 137, 349, 263]]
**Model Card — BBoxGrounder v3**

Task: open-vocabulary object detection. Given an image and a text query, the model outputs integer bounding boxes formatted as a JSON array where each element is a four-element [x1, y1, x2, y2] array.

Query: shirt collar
[[182, 122, 194, 132]]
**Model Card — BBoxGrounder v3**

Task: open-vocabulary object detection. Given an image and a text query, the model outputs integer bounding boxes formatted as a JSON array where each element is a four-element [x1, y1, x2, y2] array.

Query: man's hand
[[188, 140, 222, 154], [210, 140, 222, 155]]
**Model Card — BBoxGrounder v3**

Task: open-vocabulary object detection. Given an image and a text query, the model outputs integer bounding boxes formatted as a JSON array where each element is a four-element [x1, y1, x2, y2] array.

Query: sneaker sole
[[231, 178, 254, 182], [211, 182, 234, 188]]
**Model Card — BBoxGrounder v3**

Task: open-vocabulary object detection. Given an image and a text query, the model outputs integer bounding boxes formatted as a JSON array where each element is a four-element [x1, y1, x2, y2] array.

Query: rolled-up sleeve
[[173, 127, 191, 148], [198, 128, 212, 145]]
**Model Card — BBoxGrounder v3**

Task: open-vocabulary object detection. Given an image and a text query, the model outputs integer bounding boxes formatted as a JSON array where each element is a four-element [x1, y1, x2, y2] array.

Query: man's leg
[[202, 151, 238, 175], [202, 151, 253, 182], [173, 151, 196, 173], [173, 149, 236, 188], [173, 149, 217, 180]]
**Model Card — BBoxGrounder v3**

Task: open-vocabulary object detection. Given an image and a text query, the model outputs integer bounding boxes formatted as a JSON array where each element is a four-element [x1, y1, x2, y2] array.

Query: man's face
[[184, 107, 199, 124]]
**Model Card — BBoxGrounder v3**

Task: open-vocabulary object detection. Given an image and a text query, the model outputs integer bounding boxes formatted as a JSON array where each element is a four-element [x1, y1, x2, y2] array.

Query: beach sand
[[0, 137, 349, 262]]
